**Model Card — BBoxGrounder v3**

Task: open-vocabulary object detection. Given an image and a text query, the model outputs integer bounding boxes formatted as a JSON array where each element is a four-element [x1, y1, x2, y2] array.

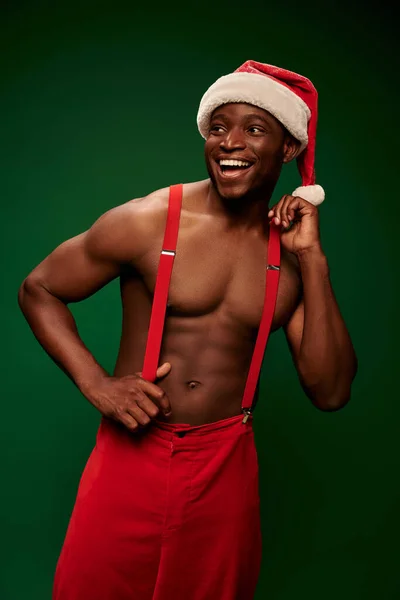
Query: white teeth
[[219, 159, 251, 167]]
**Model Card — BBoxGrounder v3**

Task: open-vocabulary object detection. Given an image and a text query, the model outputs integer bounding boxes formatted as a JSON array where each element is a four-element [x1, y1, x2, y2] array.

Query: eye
[[248, 126, 265, 134], [209, 124, 226, 134]]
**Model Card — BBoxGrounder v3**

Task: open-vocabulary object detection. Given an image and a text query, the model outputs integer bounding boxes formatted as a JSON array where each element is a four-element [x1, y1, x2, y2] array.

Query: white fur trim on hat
[[197, 72, 311, 154], [292, 185, 325, 206]]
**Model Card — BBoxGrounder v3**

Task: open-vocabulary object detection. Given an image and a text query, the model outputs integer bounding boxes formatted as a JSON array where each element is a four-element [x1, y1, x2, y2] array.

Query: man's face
[[204, 102, 294, 201]]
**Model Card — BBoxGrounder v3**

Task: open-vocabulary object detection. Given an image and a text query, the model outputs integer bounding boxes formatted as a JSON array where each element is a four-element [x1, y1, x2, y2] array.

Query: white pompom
[[291, 185, 325, 206]]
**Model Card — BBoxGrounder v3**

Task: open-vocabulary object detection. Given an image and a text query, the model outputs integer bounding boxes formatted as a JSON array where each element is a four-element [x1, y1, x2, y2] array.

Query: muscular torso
[[113, 181, 301, 425]]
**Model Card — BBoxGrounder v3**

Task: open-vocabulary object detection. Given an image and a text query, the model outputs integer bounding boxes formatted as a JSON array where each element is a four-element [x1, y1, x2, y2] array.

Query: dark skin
[[204, 103, 292, 218], [18, 103, 357, 428]]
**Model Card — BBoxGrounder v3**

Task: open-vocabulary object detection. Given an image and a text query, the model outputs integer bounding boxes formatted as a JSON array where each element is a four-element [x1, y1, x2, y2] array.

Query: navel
[[186, 380, 202, 389]]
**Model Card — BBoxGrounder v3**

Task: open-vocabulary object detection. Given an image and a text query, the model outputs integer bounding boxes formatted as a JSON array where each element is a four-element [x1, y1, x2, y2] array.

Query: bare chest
[[133, 216, 300, 333]]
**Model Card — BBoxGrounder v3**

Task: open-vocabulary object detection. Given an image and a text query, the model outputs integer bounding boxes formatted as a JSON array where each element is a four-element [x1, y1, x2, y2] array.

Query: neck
[[205, 180, 275, 236]]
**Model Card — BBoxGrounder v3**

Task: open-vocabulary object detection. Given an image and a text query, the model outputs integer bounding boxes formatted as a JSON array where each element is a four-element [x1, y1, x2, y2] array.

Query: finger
[[156, 362, 172, 379], [282, 196, 302, 226], [135, 395, 161, 419], [287, 201, 297, 223], [120, 413, 140, 433], [292, 197, 315, 224], [273, 195, 288, 226], [138, 363, 171, 381], [137, 380, 171, 415], [127, 403, 152, 427], [136, 377, 167, 399], [267, 198, 282, 224], [268, 195, 284, 224], [153, 388, 171, 415], [281, 195, 294, 228], [134, 361, 171, 382], [293, 196, 318, 221]]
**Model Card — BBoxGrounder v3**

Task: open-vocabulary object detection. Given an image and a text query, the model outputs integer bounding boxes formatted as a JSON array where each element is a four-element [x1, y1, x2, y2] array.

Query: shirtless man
[[18, 61, 357, 600]]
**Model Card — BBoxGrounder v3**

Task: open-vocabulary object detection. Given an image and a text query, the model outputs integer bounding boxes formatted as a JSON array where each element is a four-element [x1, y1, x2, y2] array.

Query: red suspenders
[[141, 184, 182, 384], [141, 184, 281, 421], [241, 205, 281, 421]]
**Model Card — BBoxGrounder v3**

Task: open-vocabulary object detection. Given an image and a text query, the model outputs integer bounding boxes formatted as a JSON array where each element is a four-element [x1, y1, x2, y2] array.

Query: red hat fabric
[[197, 60, 325, 206]]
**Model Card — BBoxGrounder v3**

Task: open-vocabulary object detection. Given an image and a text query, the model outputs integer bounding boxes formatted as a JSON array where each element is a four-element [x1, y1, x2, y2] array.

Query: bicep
[[283, 298, 304, 366], [25, 195, 164, 304], [27, 231, 121, 303]]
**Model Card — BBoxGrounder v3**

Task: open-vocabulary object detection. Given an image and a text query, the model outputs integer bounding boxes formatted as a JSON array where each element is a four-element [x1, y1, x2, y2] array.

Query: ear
[[282, 134, 300, 164]]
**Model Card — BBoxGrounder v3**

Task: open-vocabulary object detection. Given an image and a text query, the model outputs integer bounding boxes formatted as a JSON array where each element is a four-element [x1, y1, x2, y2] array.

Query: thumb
[[156, 362, 172, 379]]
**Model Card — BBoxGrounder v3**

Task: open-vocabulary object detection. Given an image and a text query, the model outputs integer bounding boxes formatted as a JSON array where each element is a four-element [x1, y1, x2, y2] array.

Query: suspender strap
[[241, 221, 281, 420], [141, 184, 183, 382]]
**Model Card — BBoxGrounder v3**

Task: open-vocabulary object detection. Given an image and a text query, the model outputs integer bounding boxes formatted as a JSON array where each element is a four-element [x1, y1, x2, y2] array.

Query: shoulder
[[85, 186, 172, 263], [84, 181, 208, 264]]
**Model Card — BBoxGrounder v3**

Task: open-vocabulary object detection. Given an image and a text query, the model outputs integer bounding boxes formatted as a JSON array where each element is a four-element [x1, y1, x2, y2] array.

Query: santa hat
[[197, 60, 325, 206]]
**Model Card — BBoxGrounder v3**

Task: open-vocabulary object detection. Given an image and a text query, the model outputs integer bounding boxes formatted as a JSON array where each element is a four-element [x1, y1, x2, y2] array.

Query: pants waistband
[[148, 412, 253, 443]]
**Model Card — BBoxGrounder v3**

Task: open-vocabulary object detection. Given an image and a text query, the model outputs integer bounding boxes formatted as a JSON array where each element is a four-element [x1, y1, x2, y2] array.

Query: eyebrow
[[210, 111, 273, 126], [210, 112, 228, 121], [243, 112, 273, 126]]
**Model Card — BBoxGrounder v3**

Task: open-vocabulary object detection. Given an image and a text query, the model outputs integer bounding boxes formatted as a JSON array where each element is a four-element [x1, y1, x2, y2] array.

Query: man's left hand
[[268, 194, 322, 256]]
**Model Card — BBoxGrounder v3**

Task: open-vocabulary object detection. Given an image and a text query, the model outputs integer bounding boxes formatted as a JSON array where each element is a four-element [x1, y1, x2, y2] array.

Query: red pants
[[53, 414, 262, 599]]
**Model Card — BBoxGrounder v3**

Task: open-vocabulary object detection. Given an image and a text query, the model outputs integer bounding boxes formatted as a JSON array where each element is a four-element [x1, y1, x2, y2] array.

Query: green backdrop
[[1, 1, 398, 598]]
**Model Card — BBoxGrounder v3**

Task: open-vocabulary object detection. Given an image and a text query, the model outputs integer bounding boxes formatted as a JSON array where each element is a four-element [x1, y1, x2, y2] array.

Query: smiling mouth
[[215, 158, 254, 179]]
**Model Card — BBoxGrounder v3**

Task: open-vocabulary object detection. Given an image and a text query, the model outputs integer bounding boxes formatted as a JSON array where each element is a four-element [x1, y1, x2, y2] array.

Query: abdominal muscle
[[158, 312, 256, 424], [113, 280, 257, 426]]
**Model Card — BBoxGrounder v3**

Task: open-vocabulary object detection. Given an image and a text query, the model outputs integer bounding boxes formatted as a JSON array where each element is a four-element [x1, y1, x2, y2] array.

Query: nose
[[219, 127, 246, 152]]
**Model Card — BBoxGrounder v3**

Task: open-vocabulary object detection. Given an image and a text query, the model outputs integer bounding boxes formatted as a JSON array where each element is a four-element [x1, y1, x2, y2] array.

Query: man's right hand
[[89, 362, 172, 432]]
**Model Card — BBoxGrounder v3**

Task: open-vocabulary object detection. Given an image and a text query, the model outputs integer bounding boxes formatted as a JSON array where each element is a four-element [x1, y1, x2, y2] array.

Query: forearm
[[297, 247, 357, 409], [18, 278, 108, 398]]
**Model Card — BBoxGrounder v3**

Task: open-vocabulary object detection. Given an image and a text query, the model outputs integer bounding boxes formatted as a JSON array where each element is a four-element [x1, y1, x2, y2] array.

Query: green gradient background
[[1, 1, 398, 599]]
